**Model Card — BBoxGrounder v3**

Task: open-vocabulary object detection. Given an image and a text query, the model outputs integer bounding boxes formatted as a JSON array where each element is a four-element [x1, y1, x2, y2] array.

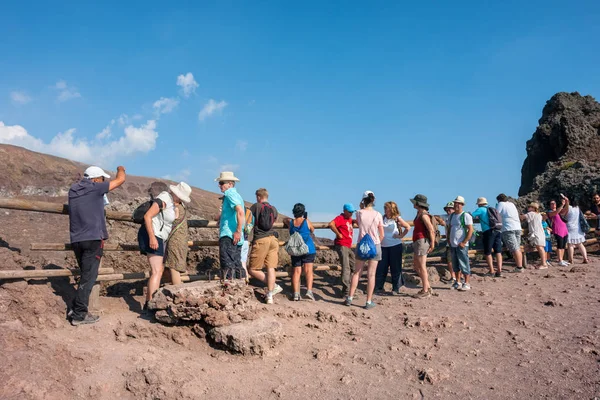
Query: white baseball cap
[[84, 166, 110, 179], [362, 190, 374, 199]]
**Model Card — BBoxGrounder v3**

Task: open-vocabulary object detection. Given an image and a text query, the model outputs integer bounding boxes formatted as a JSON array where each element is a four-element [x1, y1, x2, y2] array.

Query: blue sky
[[1, 1, 599, 230]]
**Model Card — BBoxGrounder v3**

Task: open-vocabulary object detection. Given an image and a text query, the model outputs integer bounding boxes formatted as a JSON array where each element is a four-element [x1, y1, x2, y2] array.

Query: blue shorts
[[291, 253, 316, 267], [451, 246, 471, 275], [545, 240, 552, 253], [138, 226, 165, 257]]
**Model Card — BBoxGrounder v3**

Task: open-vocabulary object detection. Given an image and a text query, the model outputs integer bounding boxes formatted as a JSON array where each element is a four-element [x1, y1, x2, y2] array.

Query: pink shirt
[[356, 208, 383, 245], [549, 213, 568, 237]]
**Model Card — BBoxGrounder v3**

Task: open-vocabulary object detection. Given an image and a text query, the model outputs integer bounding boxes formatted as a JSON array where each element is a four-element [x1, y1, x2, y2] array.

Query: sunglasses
[[218, 181, 229, 186]]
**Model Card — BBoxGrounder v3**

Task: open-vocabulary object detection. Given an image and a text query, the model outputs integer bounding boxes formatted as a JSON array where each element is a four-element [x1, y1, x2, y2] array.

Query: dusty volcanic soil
[[1, 253, 599, 400]]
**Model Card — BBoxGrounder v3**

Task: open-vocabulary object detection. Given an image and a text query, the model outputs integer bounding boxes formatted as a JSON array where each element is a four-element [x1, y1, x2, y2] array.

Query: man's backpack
[[285, 232, 309, 256], [254, 203, 276, 231], [243, 207, 254, 236], [487, 207, 503, 231], [423, 212, 441, 245]]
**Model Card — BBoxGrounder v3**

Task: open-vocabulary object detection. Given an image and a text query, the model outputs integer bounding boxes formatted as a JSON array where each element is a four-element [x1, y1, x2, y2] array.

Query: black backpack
[[132, 199, 165, 231], [487, 207, 503, 231], [254, 203, 275, 231]]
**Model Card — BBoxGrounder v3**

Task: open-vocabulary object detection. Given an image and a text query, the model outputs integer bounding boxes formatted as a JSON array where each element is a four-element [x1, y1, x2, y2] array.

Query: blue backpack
[[357, 233, 377, 259]]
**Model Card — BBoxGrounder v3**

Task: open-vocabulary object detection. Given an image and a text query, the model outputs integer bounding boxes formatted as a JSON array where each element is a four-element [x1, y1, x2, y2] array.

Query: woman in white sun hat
[[138, 181, 192, 314], [163, 182, 193, 285]]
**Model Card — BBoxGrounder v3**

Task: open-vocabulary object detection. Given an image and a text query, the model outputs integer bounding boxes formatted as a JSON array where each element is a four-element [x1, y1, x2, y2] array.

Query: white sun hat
[[214, 171, 240, 182], [170, 182, 192, 203], [84, 166, 110, 179], [453, 195, 466, 205]]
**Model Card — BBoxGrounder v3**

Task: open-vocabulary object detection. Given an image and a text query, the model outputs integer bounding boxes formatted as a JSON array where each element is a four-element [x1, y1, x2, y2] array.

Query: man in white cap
[[448, 196, 473, 291], [68, 165, 126, 325], [435, 201, 456, 285], [472, 197, 503, 277], [215, 171, 245, 280]]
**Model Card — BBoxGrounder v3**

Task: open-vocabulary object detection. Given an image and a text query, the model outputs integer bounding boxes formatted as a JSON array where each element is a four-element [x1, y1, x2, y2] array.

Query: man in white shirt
[[448, 196, 473, 291], [495, 193, 524, 273]]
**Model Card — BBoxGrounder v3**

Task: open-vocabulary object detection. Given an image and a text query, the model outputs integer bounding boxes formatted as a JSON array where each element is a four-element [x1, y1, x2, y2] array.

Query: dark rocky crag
[[518, 92, 600, 210]]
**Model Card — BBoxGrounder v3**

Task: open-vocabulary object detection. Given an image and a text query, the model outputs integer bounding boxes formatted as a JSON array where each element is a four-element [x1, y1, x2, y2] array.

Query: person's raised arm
[[559, 197, 570, 216], [233, 205, 244, 245], [109, 166, 126, 191]]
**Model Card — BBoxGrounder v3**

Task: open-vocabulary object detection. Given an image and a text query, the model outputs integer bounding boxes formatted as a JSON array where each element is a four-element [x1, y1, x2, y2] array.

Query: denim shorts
[[138, 227, 165, 257], [482, 229, 502, 256], [291, 253, 316, 267], [451, 246, 471, 275]]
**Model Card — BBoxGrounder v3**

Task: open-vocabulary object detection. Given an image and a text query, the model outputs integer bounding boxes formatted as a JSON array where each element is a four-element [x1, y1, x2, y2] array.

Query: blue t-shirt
[[472, 206, 490, 232], [219, 187, 244, 245], [68, 179, 110, 243], [289, 218, 316, 254]]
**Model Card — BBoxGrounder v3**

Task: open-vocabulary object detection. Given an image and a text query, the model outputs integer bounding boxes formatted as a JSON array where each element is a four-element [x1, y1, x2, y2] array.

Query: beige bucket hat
[[477, 197, 488, 206], [453, 196, 466, 205], [214, 171, 240, 182]]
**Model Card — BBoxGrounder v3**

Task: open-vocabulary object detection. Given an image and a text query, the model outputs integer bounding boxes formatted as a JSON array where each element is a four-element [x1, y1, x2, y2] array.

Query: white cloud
[[235, 140, 248, 152], [198, 99, 227, 121], [153, 97, 179, 115], [176, 72, 198, 97], [96, 126, 111, 140], [0, 120, 158, 165], [10, 91, 32, 105], [219, 163, 239, 172], [54, 80, 81, 102]]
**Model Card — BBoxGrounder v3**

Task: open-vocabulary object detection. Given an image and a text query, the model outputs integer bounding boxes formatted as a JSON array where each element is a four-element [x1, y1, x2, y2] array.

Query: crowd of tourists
[[65, 166, 597, 325]]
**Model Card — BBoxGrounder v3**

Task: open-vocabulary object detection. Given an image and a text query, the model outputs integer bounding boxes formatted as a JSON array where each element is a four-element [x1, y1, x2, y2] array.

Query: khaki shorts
[[249, 236, 279, 270], [414, 238, 430, 256]]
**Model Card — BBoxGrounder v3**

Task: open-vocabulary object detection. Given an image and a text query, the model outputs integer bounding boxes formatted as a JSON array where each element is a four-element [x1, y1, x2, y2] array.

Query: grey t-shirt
[[68, 179, 110, 243], [250, 202, 278, 241]]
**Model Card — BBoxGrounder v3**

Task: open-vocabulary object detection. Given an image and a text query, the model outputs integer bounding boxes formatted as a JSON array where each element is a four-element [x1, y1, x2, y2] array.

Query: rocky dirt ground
[[1, 247, 599, 400]]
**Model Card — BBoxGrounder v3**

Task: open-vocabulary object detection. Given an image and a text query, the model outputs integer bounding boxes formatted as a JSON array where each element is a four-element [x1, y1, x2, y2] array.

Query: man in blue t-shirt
[[471, 197, 503, 277], [68, 165, 126, 325], [215, 171, 245, 280]]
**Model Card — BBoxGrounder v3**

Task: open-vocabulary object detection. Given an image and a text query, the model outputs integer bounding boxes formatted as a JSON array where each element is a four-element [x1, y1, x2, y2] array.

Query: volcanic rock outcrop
[[518, 92, 600, 209]]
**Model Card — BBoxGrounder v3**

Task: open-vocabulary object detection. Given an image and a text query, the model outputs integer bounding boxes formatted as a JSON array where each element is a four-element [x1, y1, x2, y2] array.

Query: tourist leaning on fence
[[435, 202, 456, 284], [247, 188, 283, 305], [67, 165, 126, 326], [559, 195, 589, 264], [547, 199, 569, 266], [287, 203, 317, 301], [346, 191, 384, 309], [139, 183, 189, 313], [496, 193, 525, 273], [329, 203, 357, 298], [410, 194, 435, 298], [520, 202, 547, 269], [216, 171, 246, 279], [163, 182, 192, 285], [472, 197, 503, 277], [375, 201, 410, 295], [448, 196, 474, 291]]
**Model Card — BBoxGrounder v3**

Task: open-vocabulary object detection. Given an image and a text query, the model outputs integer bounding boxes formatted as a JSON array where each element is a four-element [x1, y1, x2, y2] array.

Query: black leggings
[[554, 234, 568, 250]]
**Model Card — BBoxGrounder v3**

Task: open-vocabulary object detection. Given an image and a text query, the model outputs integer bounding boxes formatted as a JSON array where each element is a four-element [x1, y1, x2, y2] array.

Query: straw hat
[[410, 194, 429, 208], [170, 182, 192, 203], [453, 196, 466, 205], [477, 197, 488, 206], [214, 171, 240, 182]]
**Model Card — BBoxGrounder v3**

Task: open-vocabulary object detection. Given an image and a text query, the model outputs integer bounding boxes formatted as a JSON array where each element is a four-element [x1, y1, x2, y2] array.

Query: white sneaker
[[265, 293, 273, 304], [459, 283, 471, 291], [558, 260, 569, 267], [271, 284, 283, 297]]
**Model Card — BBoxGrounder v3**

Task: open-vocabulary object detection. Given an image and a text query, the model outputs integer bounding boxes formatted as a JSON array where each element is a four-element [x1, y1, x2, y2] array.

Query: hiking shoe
[[292, 292, 301, 301], [451, 281, 461, 290], [495, 271, 502, 278], [459, 283, 471, 291], [414, 289, 431, 298], [365, 301, 376, 310], [265, 293, 274, 304], [305, 290, 315, 301], [71, 313, 99, 326], [271, 284, 284, 297], [513, 267, 525, 273], [344, 296, 353, 306]]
